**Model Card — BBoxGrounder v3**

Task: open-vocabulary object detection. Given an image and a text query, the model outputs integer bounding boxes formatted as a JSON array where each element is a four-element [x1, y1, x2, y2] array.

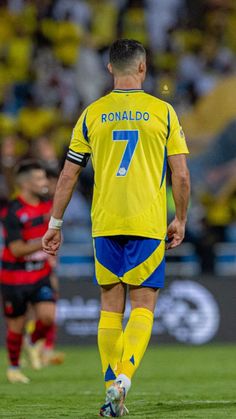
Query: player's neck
[[113, 75, 142, 90], [19, 191, 40, 206]]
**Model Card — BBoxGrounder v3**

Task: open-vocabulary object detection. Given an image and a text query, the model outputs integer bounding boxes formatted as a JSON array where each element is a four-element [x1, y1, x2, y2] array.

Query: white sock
[[115, 374, 131, 394]]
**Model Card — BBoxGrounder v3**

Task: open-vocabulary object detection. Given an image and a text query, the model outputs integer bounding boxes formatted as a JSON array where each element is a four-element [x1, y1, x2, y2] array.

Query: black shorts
[[1, 276, 56, 318]]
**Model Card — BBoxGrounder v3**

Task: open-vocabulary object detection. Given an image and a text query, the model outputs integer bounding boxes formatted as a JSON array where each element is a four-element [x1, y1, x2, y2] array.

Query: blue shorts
[[93, 236, 165, 289]]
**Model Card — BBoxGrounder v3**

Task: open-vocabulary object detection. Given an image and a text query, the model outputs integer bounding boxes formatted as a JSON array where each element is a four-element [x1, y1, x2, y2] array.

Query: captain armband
[[66, 148, 90, 167]]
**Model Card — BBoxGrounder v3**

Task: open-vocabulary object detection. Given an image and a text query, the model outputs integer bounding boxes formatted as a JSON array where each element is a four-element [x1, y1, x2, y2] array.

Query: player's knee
[[101, 283, 126, 313], [130, 302, 154, 313], [101, 295, 124, 312], [129, 287, 159, 313], [39, 313, 54, 326]]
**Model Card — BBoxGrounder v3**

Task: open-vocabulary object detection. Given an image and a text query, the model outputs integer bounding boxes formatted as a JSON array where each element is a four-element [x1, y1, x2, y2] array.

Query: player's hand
[[42, 229, 61, 255], [166, 218, 186, 250]]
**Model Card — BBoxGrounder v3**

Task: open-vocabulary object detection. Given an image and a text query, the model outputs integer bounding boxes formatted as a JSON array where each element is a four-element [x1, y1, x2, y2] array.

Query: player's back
[[69, 89, 188, 239]]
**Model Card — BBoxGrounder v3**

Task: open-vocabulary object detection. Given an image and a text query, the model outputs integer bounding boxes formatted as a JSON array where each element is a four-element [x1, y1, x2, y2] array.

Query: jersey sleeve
[[5, 208, 23, 245], [166, 105, 189, 156], [66, 109, 92, 167]]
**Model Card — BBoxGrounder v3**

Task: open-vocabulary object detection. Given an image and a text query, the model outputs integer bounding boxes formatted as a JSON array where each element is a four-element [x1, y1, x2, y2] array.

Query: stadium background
[[0, 0, 236, 347]]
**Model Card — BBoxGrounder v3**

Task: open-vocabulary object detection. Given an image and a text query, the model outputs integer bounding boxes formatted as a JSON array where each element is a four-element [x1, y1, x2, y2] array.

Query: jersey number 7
[[112, 130, 139, 177]]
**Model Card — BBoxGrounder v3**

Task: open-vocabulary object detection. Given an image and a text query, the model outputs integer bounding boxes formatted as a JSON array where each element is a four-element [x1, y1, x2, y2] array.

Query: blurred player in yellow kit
[[42, 39, 190, 416]]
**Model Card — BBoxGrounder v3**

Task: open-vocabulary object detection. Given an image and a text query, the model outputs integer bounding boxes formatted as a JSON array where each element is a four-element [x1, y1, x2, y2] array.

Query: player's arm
[[43, 108, 91, 255], [9, 240, 42, 258], [51, 160, 82, 220], [166, 154, 190, 249], [165, 104, 190, 249], [42, 160, 83, 255], [168, 154, 190, 223]]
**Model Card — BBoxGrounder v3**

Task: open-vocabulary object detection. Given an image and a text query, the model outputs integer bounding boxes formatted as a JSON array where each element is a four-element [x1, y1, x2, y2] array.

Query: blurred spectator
[[146, 0, 184, 51], [30, 136, 59, 171], [119, 0, 149, 47], [17, 93, 59, 139], [53, 0, 91, 29], [0, 135, 27, 197]]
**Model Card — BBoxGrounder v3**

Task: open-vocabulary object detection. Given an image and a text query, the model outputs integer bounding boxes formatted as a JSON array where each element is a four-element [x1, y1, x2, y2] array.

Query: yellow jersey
[[67, 89, 189, 239]]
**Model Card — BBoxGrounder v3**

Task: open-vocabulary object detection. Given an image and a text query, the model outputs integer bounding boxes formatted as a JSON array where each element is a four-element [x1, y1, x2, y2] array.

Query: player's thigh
[[50, 272, 59, 299], [1, 284, 28, 330], [100, 282, 127, 313], [31, 277, 56, 325], [34, 301, 56, 325], [129, 286, 160, 313]]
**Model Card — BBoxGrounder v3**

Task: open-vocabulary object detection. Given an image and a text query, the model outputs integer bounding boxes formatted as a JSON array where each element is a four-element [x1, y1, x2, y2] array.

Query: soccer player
[[0, 160, 56, 383], [25, 168, 65, 367], [42, 39, 190, 416]]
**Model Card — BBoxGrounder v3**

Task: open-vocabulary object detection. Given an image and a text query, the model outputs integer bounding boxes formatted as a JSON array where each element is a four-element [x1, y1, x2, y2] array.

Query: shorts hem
[[92, 232, 165, 240], [94, 277, 165, 289]]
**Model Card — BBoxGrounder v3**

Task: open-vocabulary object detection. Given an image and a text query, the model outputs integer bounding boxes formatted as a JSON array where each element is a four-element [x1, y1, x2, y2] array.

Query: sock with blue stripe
[[117, 307, 154, 381], [98, 310, 124, 389]]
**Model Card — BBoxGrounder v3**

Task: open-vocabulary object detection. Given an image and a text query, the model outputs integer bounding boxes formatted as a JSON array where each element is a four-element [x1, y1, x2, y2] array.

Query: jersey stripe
[[160, 146, 167, 188], [68, 149, 84, 158], [82, 112, 89, 142], [166, 108, 170, 140], [67, 152, 83, 162], [1, 269, 51, 285]]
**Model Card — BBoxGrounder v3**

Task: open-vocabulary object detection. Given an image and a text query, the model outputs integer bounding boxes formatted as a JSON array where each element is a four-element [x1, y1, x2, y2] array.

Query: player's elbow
[[180, 169, 190, 186], [173, 168, 190, 186], [57, 169, 79, 190]]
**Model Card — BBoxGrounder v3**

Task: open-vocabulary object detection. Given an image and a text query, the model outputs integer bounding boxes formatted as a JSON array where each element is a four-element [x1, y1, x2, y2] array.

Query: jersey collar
[[112, 88, 144, 93]]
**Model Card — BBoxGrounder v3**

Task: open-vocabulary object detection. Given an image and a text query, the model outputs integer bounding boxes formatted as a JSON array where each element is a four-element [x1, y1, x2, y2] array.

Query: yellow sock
[[98, 310, 124, 389], [118, 307, 154, 379]]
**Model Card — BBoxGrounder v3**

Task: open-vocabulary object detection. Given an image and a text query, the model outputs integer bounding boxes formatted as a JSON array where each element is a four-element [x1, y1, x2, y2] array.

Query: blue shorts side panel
[[94, 237, 123, 276], [123, 238, 161, 274], [141, 257, 165, 288]]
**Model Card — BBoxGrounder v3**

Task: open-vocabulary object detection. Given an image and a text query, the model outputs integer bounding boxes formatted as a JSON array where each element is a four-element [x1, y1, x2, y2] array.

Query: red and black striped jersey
[[0, 196, 52, 285]]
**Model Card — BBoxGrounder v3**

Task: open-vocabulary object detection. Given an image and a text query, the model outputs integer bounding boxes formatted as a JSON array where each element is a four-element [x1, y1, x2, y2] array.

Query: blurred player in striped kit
[[0, 161, 63, 383], [25, 168, 65, 368]]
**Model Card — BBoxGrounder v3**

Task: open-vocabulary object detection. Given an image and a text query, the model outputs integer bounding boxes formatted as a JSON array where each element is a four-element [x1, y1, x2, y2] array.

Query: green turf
[[0, 345, 236, 418]]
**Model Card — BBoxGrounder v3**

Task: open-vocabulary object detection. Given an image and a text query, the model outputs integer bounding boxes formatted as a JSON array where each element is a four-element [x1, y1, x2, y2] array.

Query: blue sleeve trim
[[82, 112, 89, 142], [166, 108, 170, 140], [160, 146, 167, 188]]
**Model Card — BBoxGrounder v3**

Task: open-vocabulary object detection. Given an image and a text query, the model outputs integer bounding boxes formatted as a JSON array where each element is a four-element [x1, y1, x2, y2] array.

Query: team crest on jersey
[[118, 167, 127, 176], [20, 213, 29, 223], [180, 128, 185, 138], [5, 301, 13, 315]]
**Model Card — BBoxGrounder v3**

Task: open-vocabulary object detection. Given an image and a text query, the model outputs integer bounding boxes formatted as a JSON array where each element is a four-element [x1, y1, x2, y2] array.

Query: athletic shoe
[[100, 381, 129, 417], [41, 349, 65, 366], [24, 338, 44, 370], [7, 367, 30, 384]]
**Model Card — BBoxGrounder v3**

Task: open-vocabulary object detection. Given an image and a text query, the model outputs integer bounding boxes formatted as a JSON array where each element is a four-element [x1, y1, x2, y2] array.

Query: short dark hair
[[109, 39, 146, 70], [46, 167, 59, 179], [15, 159, 44, 177]]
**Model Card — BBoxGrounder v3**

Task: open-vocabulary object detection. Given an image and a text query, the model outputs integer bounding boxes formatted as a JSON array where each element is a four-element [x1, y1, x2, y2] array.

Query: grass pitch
[[0, 345, 236, 418]]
